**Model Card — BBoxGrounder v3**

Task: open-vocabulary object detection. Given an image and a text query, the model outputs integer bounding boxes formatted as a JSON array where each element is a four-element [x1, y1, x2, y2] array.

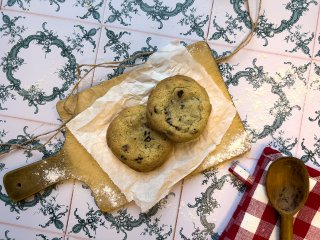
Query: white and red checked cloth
[[220, 147, 320, 240]]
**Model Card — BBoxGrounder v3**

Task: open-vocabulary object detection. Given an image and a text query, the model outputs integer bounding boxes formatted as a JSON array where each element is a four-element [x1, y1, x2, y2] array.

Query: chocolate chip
[[121, 144, 129, 152], [120, 155, 127, 160], [134, 156, 143, 163], [180, 104, 185, 109], [191, 128, 198, 134], [166, 117, 172, 125], [154, 106, 158, 113], [144, 136, 152, 142], [177, 90, 184, 98]]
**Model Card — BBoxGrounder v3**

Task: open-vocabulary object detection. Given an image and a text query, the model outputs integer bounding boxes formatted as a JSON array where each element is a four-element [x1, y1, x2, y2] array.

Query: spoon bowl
[[266, 157, 309, 240]]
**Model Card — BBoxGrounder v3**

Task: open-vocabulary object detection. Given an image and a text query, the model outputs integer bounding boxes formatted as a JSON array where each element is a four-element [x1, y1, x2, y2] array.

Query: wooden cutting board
[[3, 41, 250, 212]]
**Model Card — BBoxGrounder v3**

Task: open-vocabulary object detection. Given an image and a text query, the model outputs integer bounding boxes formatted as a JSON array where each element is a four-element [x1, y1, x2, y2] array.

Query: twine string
[[216, 0, 262, 63], [0, 0, 260, 157]]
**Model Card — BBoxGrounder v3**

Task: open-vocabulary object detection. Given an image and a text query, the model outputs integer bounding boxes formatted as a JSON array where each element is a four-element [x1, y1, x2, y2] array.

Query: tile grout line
[[62, 181, 76, 240], [62, 1, 109, 237], [66, 233, 91, 240], [0, 220, 65, 237], [2, 5, 320, 65], [102, 22, 206, 43], [294, 2, 320, 157], [90, 0, 109, 86], [172, 154, 258, 239], [294, 60, 313, 157], [0, 114, 61, 127], [172, 179, 185, 240], [1, 5, 205, 44], [204, 0, 215, 42], [210, 41, 316, 62], [0, 7, 101, 27]]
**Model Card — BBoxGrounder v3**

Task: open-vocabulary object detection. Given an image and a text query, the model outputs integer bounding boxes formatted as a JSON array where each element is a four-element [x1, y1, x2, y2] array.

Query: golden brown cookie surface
[[147, 75, 211, 142], [107, 105, 172, 172]]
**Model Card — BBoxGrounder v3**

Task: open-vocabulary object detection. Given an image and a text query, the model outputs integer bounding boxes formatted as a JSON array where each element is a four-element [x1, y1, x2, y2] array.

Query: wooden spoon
[[266, 157, 309, 240]]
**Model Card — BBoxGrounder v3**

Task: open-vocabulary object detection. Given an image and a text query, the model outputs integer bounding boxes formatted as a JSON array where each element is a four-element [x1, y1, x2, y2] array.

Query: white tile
[[67, 181, 181, 239], [210, 44, 310, 159], [297, 62, 320, 169], [0, 11, 100, 124], [104, 0, 213, 41], [209, 0, 319, 59], [175, 158, 255, 239], [93, 27, 191, 84], [2, 0, 106, 23], [0, 117, 73, 233], [0, 224, 64, 240], [312, 11, 320, 59]]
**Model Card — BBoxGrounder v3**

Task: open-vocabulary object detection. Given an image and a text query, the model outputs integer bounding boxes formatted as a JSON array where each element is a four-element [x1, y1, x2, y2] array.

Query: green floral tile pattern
[[0, 11, 99, 123], [0, 0, 320, 239], [104, 0, 213, 40], [0, 117, 73, 233], [297, 63, 320, 169], [2, 0, 106, 23], [209, 0, 319, 58], [67, 182, 182, 239], [0, 224, 64, 239]]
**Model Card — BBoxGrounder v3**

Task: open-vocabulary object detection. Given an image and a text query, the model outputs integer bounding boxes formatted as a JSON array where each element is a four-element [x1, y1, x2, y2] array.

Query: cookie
[[107, 105, 172, 172], [146, 75, 211, 142]]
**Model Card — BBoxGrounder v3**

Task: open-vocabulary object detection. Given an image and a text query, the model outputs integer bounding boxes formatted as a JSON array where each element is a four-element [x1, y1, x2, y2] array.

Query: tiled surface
[[2, 0, 107, 23], [0, 117, 74, 234], [0, 223, 64, 240], [209, 0, 320, 58], [1, 0, 320, 239], [67, 182, 182, 239], [103, 0, 213, 41], [0, 11, 99, 124]]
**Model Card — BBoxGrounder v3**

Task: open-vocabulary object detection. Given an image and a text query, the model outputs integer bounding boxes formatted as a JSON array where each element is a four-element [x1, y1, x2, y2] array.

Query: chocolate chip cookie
[[107, 105, 172, 172], [147, 75, 211, 142]]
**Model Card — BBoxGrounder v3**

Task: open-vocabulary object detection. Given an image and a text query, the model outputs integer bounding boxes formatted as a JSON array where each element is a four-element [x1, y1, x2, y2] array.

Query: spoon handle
[[281, 215, 293, 240]]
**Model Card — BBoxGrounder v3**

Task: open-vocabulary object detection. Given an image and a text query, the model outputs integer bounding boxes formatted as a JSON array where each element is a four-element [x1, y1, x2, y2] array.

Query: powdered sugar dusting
[[43, 168, 65, 184]]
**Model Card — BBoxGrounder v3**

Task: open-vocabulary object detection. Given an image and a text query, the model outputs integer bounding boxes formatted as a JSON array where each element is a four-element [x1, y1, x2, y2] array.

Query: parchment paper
[[67, 42, 236, 212]]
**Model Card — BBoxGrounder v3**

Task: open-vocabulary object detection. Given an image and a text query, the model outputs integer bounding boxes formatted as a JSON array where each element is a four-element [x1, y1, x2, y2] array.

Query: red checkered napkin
[[220, 147, 320, 240]]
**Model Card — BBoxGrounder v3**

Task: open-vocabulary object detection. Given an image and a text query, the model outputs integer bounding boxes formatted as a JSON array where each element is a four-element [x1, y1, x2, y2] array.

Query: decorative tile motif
[[0, 224, 64, 240], [2, 0, 106, 23], [0, 11, 99, 124], [313, 17, 320, 59], [175, 158, 255, 239], [211, 44, 310, 159], [297, 62, 320, 169], [104, 0, 213, 40], [209, 0, 319, 58], [67, 182, 181, 239], [0, 116, 73, 233], [93, 27, 187, 84]]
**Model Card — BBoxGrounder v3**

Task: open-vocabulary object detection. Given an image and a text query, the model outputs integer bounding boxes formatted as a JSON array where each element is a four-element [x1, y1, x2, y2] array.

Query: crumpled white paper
[[67, 42, 236, 212]]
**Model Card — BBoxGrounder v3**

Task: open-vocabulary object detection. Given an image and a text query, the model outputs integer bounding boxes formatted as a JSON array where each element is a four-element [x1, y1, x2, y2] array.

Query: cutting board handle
[[3, 152, 69, 202]]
